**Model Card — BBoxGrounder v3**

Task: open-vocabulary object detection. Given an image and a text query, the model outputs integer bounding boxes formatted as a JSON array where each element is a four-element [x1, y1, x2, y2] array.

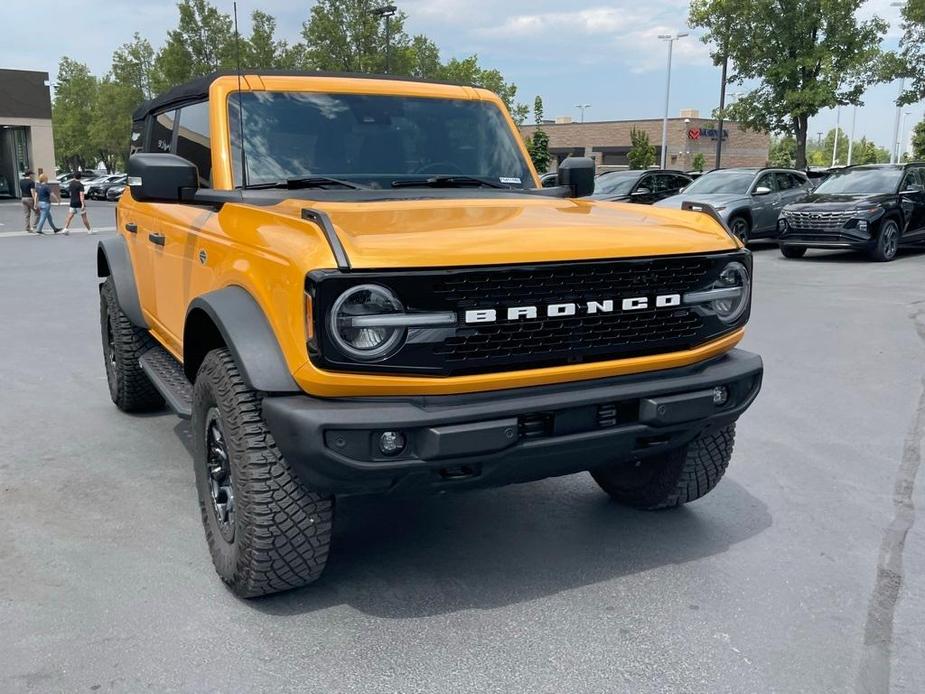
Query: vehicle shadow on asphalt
[[248, 473, 770, 618]]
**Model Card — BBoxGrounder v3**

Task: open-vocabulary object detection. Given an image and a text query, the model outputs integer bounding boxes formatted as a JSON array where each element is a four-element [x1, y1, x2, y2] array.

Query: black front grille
[[309, 251, 750, 377], [433, 257, 712, 305], [434, 308, 703, 365]]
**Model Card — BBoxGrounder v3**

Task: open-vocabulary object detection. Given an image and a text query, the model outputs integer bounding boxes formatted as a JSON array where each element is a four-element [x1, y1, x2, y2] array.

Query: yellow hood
[[273, 196, 737, 269]]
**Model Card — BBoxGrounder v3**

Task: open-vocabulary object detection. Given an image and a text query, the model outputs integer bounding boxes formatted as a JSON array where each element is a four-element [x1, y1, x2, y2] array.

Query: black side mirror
[[632, 187, 652, 196], [128, 153, 199, 203], [557, 157, 595, 198]]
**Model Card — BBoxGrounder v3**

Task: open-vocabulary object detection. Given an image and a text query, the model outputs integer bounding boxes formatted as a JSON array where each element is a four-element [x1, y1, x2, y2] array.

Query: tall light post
[[847, 105, 857, 166], [576, 104, 591, 123], [371, 4, 398, 74], [831, 105, 841, 167], [890, 1, 906, 163], [658, 32, 688, 169], [900, 110, 912, 161]]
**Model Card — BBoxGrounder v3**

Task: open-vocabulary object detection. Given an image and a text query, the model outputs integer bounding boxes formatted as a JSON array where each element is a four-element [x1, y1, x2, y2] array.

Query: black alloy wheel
[[204, 407, 235, 543]]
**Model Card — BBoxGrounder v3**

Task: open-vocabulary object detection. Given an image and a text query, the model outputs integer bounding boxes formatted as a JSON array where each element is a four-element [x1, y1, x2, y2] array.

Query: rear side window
[[175, 101, 212, 187], [129, 120, 145, 159], [773, 172, 795, 190], [150, 110, 176, 153]]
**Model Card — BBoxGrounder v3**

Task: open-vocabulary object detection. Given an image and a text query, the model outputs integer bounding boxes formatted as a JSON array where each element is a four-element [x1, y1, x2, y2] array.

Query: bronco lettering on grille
[[464, 294, 682, 324]]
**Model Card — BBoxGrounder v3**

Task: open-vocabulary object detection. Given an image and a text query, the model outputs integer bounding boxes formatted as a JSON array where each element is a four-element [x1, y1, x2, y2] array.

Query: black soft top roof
[[132, 70, 467, 122]]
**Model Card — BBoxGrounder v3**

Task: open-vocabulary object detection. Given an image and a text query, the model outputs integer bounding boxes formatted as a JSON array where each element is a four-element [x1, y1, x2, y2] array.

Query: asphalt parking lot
[[0, 198, 923, 693]]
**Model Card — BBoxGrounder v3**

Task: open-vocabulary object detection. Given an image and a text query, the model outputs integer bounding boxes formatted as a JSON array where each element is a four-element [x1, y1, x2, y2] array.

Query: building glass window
[[175, 101, 212, 186]]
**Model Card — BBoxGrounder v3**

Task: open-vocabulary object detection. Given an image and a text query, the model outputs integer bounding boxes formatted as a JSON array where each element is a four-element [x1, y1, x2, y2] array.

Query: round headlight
[[712, 261, 750, 324], [329, 284, 405, 361]]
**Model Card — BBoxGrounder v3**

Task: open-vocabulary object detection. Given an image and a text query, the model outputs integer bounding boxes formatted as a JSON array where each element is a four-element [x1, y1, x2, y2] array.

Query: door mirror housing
[[632, 187, 652, 196], [127, 153, 199, 203], [557, 157, 596, 198], [753, 186, 772, 196]]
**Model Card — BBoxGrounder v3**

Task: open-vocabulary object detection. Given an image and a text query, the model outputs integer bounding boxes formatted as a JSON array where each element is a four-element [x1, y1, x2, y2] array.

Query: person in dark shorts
[[62, 172, 94, 235], [34, 173, 62, 234], [19, 170, 39, 232]]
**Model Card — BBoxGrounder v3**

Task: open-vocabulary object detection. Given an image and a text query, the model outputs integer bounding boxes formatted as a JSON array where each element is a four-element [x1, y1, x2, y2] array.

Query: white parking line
[[0, 226, 116, 239]]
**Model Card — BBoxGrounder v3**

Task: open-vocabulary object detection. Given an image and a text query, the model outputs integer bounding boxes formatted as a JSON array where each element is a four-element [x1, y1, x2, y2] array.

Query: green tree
[[822, 127, 850, 166], [525, 96, 551, 172], [300, 2, 527, 121], [152, 0, 235, 92], [246, 10, 305, 69], [53, 58, 100, 172], [691, 152, 707, 171], [301, 0, 411, 74], [912, 119, 925, 159], [690, 0, 888, 168], [90, 78, 136, 172], [894, 0, 925, 104], [628, 128, 656, 169], [768, 135, 796, 167], [111, 33, 156, 101]]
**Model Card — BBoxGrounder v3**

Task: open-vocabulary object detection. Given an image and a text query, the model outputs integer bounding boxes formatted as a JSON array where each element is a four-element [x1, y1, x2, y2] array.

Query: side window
[[637, 175, 655, 192], [149, 110, 176, 153], [754, 173, 777, 192], [129, 120, 145, 159], [672, 175, 691, 189], [774, 172, 795, 190], [175, 101, 212, 187], [790, 173, 808, 189]]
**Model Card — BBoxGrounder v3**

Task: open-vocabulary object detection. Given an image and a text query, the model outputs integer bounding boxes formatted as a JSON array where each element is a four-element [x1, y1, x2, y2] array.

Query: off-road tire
[[728, 216, 750, 244], [192, 348, 333, 598], [779, 245, 807, 259], [99, 277, 164, 412], [590, 425, 736, 510], [868, 218, 900, 262]]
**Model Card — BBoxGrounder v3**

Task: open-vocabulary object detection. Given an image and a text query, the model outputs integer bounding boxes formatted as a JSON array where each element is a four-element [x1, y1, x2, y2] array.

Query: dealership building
[[521, 110, 770, 172], [0, 69, 56, 198]]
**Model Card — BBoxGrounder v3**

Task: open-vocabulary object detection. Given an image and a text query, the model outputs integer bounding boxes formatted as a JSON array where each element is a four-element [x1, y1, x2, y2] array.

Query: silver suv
[[654, 167, 813, 243]]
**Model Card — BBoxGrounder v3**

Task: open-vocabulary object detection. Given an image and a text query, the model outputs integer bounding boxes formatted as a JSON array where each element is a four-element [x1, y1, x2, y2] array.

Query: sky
[[2, 0, 920, 152]]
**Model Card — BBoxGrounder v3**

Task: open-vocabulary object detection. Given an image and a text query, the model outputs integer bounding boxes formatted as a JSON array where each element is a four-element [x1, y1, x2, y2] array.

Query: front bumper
[[262, 349, 763, 496], [778, 223, 873, 250]]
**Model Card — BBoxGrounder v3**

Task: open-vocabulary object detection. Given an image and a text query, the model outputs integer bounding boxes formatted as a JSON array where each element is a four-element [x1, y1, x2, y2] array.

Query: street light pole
[[715, 53, 728, 169], [576, 104, 591, 123], [900, 110, 912, 161], [890, 2, 906, 164], [847, 105, 857, 166], [831, 105, 841, 168], [658, 32, 688, 170], [371, 5, 398, 74]]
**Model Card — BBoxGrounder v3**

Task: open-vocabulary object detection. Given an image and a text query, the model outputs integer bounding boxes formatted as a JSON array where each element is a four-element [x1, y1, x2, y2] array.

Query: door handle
[[148, 232, 165, 246], [125, 223, 137, 234]]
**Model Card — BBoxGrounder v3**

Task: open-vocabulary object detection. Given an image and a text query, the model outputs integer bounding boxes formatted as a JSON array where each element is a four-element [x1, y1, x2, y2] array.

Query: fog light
[[713, 386, 729, 406], [378, 430, 406, 456]]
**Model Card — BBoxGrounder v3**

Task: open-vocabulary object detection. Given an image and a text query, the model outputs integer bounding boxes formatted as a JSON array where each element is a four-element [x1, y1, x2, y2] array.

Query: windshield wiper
[[241, 176, 368, 190], [391, 175, 509, 189]]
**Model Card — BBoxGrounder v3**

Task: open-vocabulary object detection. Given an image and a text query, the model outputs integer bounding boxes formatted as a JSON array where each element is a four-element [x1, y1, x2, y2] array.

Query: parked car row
[[560, 162, 923, 262], [56, 171, 126, 199]]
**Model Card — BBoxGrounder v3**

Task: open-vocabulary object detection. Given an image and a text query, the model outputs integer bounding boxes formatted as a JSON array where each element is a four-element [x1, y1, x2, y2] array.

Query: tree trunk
[[794, 115, 809, 170]]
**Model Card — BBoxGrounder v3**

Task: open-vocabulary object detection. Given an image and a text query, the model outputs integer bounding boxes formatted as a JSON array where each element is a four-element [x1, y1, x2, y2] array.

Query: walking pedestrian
[[62, 172, 94, 235], [34, 174, 62, 235], [19, 170, 39, 232]]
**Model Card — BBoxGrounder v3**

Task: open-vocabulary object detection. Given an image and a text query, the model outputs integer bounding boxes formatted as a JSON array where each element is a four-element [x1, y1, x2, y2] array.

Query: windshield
[[813, 168, 903, 195], [592, 172, 640, 196], [684, 171, 755, 195], [228, 92, 533, 189]]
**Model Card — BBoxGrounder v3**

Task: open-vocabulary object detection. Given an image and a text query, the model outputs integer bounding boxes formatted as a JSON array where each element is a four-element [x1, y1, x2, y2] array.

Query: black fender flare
[[185, 287, 301, 393], [97, 236, 147, 328]]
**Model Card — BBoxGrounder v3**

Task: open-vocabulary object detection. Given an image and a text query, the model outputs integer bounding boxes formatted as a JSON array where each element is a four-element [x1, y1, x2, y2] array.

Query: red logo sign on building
[[688, 128, 701, 140]]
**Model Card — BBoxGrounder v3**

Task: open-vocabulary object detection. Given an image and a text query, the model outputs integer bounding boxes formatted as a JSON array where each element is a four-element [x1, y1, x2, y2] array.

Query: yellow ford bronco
[[97, 71, 762, 597]]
